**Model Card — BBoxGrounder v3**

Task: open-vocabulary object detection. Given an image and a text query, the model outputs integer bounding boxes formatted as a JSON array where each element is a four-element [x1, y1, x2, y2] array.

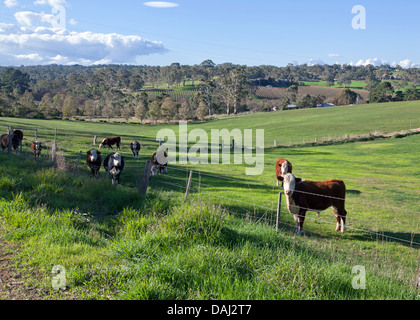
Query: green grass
[[303, 80, 367, 90], [0, 100, 419, 300]]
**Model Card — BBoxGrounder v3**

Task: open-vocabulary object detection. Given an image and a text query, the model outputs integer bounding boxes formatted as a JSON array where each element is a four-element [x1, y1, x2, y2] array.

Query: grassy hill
[[0, 100, 419, 300]]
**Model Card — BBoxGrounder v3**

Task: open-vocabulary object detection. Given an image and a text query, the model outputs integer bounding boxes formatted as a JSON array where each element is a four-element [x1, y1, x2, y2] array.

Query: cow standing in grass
[[0, 133, 20, 153], [99, 136, 121, 150], [283, 173, 347, 234], [151, 150, 167, 176], [30, 141, 42, 159], [104, 152, 125, 185], [275, 157, 292, 187], [86, 149, 102, 178], [130, 141, 141, 159]]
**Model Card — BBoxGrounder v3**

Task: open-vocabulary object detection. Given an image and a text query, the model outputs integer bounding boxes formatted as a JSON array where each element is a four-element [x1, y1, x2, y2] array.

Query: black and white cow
[[86, 149, 102, 178], [103, 152, 125, 185], [130, 141, 141, 159]]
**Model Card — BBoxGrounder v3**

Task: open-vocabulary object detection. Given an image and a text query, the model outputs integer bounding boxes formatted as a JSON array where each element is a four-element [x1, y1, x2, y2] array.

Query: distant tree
[[121, 102, 134, 122], [84, 99, 98, 121], [321, 69, 335, 87], [331, 89, 361, 105], [368, 81, 394, 103], [196, 101, 208, 121], [101, 100, 115, 121], [0, 68, 30, 94], [62, 95, 78, 118], [134, 99, 149, 122], [336, 72, 352, 88], [148, 100, 161, 123], [160, 97, 178, 121], [285, 85, 298, 103], [197, 78, 216, 115], [17, 91, 38, 117], [296, 94, 315, 108], [403, 88, 420, 101], [178, 99, 195, 120]]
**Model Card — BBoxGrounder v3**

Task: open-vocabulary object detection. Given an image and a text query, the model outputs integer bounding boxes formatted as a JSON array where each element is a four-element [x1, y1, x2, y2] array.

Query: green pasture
[[0, 100, 419, 300]]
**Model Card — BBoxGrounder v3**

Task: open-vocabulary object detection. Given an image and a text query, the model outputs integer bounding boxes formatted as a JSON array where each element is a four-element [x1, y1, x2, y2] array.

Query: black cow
[[103, 152, 125, 185]]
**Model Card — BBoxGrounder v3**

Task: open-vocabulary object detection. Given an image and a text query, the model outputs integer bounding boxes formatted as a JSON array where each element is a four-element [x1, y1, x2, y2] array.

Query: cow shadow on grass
[[345, 229, 420, 248]]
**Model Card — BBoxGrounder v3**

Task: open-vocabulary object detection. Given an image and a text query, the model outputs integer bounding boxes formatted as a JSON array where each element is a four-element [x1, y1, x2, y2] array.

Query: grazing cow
[[0, 133, 20, 152], [30, 141, 42, 158], [283, 173, 347, 234], [13, 130, 24, 142], [151, 150, 167, 176], [103, 152, 125, 185], [275, 157, 292, 187], [130, 141, 141, 159], [86, 149, 102, 178], [99, 136, 121, 150]]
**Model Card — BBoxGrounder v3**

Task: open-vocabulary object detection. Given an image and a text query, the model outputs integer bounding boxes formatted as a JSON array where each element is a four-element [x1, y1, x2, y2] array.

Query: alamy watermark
[[351, 265, 366, 289], [352, 5, 366, 30], [52, 265, 67, 291], [155, 121, 265, 175]]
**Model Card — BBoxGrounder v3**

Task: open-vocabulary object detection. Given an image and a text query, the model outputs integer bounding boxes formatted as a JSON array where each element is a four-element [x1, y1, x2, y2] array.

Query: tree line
[[0, 61, 419, 120]]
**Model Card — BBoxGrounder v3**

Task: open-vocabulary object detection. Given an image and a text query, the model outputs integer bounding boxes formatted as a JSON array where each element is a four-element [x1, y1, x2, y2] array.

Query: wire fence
[[1, 124, 419, 287]]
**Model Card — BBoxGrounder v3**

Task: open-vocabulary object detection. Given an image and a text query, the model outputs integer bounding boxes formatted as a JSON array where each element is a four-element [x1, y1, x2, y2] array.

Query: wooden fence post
[[139, 160, 151, 195], [51, 128, 57, 166], [93, 135, 97, 145], [276, 192, 282, 232], [185, 170, 193, 199], [74, 151, 82, 174]]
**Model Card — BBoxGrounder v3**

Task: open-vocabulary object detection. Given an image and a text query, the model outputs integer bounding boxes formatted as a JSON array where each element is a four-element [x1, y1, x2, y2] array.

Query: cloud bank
[[0, 0, 168, 66], [350, 58, 420, 68], [0, 23, 168, 65]]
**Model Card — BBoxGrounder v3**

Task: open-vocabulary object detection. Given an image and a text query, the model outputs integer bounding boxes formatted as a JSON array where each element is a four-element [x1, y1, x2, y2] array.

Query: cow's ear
[[295, 177, 302, 184]]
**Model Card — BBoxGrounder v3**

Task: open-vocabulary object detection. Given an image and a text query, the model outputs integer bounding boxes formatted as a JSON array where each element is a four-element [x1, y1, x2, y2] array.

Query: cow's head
[[89, 149, 99, 162], [281, 161, 290, 176], [283, 173, 296, 197], [33, 141, 42, 155], [112, 152, 122, 167], [99, 138, 107, 148]]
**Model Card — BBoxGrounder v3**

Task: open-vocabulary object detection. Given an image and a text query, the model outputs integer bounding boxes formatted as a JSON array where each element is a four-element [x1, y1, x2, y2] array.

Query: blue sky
[[0, 0, 419, 67]]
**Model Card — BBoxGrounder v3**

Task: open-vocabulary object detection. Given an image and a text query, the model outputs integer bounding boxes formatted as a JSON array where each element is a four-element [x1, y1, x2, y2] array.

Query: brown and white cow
[[30, 141, 42, 158], [103, 152, 125, 185], [151, 150, 168, 176], [130, 141, 141, 159], [99, 136, 121, 150], [283, 173, 347, 234], [86, 149, 102, 178], [275, 157, 292, 187]]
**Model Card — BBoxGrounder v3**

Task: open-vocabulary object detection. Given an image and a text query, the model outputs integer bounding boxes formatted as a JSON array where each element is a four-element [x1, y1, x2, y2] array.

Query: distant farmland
[[140, 87, 198, 102], [256, 85, 370, 104]]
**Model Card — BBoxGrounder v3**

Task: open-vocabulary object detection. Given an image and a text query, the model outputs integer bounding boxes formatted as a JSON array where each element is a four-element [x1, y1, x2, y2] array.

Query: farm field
[[255, 85, 370, 104], [0, 100, 419, 300]]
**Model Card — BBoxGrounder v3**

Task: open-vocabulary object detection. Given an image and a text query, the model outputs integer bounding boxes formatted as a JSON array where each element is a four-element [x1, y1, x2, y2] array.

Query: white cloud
[[0, 25, 168, 65], [143, 2, 179, 8], [34, 0, 68, 6], [4, 0, 19, 8], [328, 53, 341, 58], [14, 11, 55, 26], [349, 57, 419, 68]]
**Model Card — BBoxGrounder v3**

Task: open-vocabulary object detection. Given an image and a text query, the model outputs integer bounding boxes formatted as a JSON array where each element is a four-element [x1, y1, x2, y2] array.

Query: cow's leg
[[332, 206, 342, 232], [276, 179, 279, 186], [339, 209, 347, 233], [296, 209, 306, 235]]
